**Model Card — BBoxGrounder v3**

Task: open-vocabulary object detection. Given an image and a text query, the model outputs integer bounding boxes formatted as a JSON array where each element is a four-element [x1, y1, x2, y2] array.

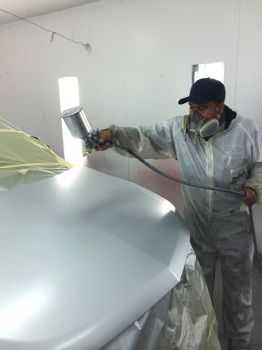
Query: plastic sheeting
[[0, 129, 71, 190], [0, 127, 221, 349], [102, 248, 221, 350]]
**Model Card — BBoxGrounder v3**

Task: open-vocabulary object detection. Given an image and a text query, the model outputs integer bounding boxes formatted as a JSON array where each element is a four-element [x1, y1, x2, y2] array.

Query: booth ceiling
[[0, 0, 100, 24]]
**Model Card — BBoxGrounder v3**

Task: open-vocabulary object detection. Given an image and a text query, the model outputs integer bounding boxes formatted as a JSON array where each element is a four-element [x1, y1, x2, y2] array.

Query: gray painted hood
[[0, 166, 190, 350]]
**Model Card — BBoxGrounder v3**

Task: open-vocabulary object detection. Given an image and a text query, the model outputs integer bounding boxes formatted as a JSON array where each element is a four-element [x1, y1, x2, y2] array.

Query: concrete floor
[[213, 260, 262, 350]]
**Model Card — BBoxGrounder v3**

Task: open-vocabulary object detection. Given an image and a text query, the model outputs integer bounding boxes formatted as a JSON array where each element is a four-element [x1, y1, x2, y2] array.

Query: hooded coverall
[[110, 111, 262, 348]]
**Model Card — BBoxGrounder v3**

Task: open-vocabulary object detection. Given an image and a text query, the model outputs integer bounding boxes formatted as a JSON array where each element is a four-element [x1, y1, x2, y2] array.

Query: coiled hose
[[126, 148, 262, 276]]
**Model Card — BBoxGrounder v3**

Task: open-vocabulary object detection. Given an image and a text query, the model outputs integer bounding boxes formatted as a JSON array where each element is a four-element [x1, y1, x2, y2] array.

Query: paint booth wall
[[0, 0, 262, 215]]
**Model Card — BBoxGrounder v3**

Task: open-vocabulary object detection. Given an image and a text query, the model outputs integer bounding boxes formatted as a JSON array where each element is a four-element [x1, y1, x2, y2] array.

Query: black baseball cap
[[178, 78, 226, 105]]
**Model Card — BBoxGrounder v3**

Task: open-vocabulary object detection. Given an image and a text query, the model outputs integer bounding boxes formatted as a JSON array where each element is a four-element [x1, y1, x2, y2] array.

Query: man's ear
[[217, 102, 225, 115]]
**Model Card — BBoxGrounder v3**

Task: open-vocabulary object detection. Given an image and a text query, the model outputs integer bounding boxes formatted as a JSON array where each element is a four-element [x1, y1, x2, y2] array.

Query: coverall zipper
[[205, 141, 214, 224]]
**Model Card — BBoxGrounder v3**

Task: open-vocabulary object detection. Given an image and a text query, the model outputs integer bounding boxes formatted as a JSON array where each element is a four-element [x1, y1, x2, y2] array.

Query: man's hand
[[241, 187, 257, 206], [93, 128, 113, 151]]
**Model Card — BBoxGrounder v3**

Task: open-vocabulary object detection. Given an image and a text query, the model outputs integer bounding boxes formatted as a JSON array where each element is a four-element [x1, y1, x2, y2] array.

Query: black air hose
[[126, 148, 262, 276]]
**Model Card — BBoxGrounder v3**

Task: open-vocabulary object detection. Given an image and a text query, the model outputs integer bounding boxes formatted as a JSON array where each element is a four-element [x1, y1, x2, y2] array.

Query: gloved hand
[[93, 128, 113, 151], [242, 187, 257, 206]]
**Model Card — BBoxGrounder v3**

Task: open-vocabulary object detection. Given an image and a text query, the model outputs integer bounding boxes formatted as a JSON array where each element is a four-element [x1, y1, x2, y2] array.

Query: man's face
[[189, 101, 224, 120]]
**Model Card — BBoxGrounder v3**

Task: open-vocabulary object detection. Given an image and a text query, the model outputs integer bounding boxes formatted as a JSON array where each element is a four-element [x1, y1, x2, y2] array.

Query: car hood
[[0, 166, 190, 350]]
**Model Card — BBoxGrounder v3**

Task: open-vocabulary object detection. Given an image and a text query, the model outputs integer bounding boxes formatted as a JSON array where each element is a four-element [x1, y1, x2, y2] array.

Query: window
[[58, 77, 84, 165], [192, 62, 224, 83]]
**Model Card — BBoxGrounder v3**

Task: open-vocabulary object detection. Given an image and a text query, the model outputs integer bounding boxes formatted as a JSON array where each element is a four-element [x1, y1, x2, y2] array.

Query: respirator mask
[[187, 110, 219, 139]]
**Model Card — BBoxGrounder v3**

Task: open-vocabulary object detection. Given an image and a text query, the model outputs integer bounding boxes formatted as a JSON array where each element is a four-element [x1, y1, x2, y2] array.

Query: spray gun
[[61, 106, 101, 155]]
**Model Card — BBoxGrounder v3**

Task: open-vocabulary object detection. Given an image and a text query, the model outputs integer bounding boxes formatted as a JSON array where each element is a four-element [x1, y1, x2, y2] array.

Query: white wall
[[236, 0, 262, 124], [0, 0, 261, 217]]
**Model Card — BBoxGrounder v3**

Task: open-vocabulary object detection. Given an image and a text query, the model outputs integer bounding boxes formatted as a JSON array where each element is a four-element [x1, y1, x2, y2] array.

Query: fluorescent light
[[58, 77, 84, 165]]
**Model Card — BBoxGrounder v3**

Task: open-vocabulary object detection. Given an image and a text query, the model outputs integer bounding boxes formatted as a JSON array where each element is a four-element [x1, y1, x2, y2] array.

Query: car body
[[0, 120, 221, 350]]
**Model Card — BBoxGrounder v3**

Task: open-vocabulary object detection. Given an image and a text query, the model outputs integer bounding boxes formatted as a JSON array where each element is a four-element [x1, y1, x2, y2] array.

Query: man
[[94, 78, 262, 350]]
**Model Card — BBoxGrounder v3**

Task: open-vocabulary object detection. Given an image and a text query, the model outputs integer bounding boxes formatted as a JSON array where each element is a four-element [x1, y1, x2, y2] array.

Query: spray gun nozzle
[[83, 129, 100, 154]]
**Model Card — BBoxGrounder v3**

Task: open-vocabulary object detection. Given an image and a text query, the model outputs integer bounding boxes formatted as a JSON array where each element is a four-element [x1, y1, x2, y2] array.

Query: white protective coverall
[[110, 110, 262, 348]]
